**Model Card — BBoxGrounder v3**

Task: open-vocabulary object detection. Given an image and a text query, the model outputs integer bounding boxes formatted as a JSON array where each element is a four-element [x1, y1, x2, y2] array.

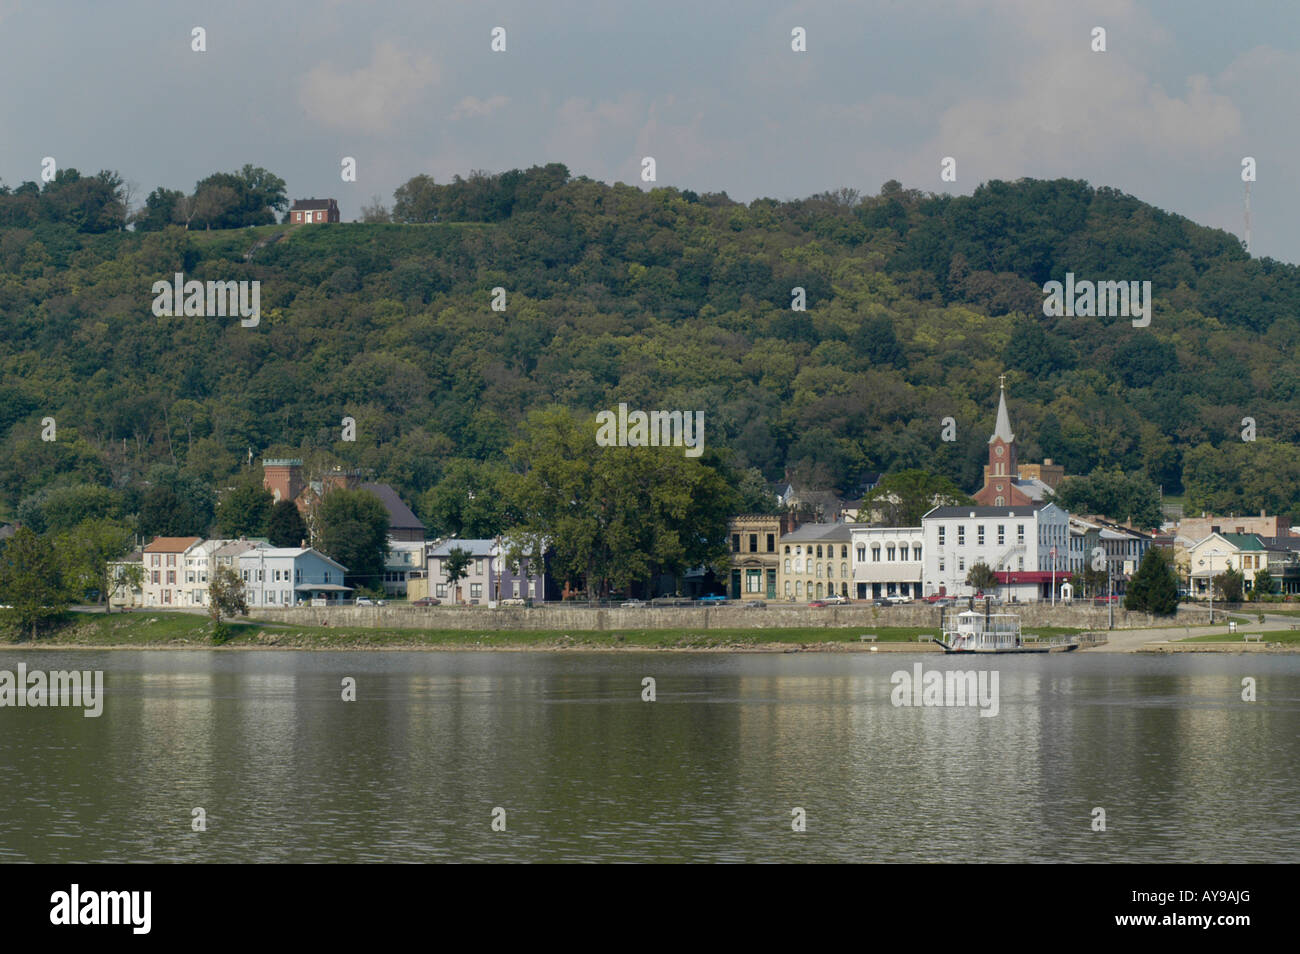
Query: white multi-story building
[[851, 527, 923, 599], [921, 503, 1070, 601], [237, 547, 350, 606]]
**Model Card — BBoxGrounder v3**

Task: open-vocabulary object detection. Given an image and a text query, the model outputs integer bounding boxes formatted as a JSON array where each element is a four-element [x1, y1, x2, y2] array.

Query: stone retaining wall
[[250, 602, 1212, 631]]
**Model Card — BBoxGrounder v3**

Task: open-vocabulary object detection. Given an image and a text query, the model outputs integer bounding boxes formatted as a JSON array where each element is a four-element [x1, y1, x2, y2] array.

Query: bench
[[918, 635, 934, 643], [858, 634, 877, 643], [1243, 633, 1263, 643]]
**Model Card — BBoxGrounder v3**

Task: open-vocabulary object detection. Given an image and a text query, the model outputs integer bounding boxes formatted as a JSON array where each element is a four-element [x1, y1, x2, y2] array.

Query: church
[[972, 376, 1064, 506]]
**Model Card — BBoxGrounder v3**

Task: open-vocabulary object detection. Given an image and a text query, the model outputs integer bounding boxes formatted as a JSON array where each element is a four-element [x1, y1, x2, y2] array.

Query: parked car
[[501, 598, 528, 607], [871, 598, 890, 607], [742, 600, 766, 609], [696, 594, 728, 603], [885, 594, 912, 605], [355, 596, 385, 606], [1093, 595, 1119, 605], [823, 594, 849, 605], [412, 597, 441, 607], [924, 593, 950, 603], [620, 599, 647, 608], [808, 599, 828, 608]]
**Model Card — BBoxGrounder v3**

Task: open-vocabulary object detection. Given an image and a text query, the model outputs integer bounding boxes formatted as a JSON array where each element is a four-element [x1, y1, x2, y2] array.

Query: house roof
[[924, 504, 1048, 519], [212, 540, 268, 558], [290, 198, 337, 211], [1219, 533, 1267, 551], [237, 547, 347, 571], [360, 482, 425, 534], [779, 522, 858, 544], [429, 538, 497, 557], [144, 536, 202, 552]]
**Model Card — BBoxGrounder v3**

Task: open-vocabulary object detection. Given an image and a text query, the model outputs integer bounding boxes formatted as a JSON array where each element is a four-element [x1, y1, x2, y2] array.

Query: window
[[267, 590, 276, 603], [872, 546, 881, 562], [794, 557, 802, 573], [151, 555, 160, 567], [856, 546, 865, 561], [730, 534, 739, 552], [167, 555, 175, 567], [841, 563, 847, 577], [796, 581, 803, 597], [748, 534, 758, 553], [938, 527, 945, 546], [887, 546, 896, 561], [816, 564, 823, 578], [1018, 557, 1024, 570], [1017, 524, 1025, 544], [995, 497, 1004, 506], [784, 545, 790, 554], [939, 559, 945, 572], [784, 559, 791, 573], [766, 534, 775, 552], [913, 546, 922, 561], [283, 591, 291, 604], [785, 581, 792, 596], [512, 580, 520, 597], [152, 570, 160, 584], [816, 545, 823, 558], [958, 557, 965, 572], [167, 571, 175, 584], [475, 558, 484, 574], [977, 526, 985, 546], [997, 525, 1005, 545], [958, 527, 965, 546], [470, 583, 483, 600], [841, 546, 848, 559], [827, 563, 834, 578]]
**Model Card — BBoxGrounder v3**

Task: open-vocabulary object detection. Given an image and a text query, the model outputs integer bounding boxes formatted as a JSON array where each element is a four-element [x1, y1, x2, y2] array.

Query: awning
[[294, 583, 353, 592]]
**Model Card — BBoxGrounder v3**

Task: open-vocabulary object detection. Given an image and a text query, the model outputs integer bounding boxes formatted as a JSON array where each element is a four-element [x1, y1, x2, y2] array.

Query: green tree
[[443, 547, 472, 604], [55, 518, 135, 610], [1048, 468, 1163, 528], [966, 560, 999, 593], [266, 500, 308, 548], [133, 187, 184, 231], [1249, 568, 1275, 600], [216, 484, 274, 538], [1212, 568, 1245, 604], [208, 563, 248, 623], [0, 527, 69, 639], [1123, 547, 1179, 615], [420, 459, 516, 538], [865, 470, 973, 526], [317, 489, 390, 594]]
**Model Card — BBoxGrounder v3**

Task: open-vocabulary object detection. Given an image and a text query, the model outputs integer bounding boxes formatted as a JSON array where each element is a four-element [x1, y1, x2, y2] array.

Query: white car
[[885, 594, 913, 604], [824, 594, 849, 605]]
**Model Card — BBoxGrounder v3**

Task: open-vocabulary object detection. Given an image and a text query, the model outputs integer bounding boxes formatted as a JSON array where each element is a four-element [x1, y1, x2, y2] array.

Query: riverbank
[[0, 611, 1083, 652]]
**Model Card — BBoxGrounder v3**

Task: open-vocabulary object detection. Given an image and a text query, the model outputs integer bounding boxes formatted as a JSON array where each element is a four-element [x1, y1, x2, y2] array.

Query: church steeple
[[990, 374, 1015, 444], [973, 374, 1031, 507]]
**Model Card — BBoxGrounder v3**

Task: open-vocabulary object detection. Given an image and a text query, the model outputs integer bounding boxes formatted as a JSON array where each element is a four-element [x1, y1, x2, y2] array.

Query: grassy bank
[[0, 611, 1088, 651], [1183, 629, 1300, 645]]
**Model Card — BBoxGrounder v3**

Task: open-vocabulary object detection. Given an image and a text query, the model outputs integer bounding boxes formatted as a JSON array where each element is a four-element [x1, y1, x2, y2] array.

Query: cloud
[[297, 42, 438, 134], [450, 95, 509, 120]]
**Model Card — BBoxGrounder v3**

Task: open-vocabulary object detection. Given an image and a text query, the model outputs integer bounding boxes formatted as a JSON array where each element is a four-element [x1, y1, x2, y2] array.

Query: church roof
[[989, 385, 1015, 444]]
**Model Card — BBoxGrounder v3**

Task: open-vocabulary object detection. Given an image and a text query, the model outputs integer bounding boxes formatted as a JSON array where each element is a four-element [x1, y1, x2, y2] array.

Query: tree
[[1123, 547, 1179, 615], [317, 488, 390, 594], [360, 196, 391, 223], [443, 547, 472, 604], [109, 562, 144, 611], [1249, 568, 1275, 600], [1048, 468, 1163, 529], [134, 187, 184, 231], [1212, 568, 1245, 604], [266, 500, 308, 548], [420, 459, 516, 538], [0, 527, 69, 639], [864, 470, 973, 526], [55, 518, 135, 611], [966, 560, 999, 593], [216, 484, 274, 538], [208, 563, 248, 623]]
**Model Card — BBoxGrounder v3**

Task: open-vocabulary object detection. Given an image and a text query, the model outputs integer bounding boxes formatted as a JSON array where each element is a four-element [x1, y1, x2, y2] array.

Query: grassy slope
[[0, 611, 1085, 650]]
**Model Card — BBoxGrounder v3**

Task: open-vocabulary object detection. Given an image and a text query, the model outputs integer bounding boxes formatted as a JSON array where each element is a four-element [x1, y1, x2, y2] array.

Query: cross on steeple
[[998, 373, 1007, 391]]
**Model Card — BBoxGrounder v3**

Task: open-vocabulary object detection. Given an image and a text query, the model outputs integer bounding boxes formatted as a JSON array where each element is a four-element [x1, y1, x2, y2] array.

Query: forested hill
[[2, 167, 1298, 523]]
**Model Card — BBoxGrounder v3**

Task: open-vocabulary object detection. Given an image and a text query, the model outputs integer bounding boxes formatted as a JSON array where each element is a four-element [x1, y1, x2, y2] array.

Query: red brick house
[[288, 198, 339, 224]]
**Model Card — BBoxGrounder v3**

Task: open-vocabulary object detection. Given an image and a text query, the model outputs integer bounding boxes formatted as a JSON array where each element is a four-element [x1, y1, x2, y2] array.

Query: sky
[[2, 0, 1297, 261]]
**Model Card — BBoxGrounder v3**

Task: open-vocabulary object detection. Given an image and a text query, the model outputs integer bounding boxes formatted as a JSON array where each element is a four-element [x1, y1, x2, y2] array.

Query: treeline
[[1, 166, 1298, 531]]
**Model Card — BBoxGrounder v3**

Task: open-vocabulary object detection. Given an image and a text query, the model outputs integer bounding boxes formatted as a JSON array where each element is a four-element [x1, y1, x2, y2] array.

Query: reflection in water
[[0, 651, 1296, 862]]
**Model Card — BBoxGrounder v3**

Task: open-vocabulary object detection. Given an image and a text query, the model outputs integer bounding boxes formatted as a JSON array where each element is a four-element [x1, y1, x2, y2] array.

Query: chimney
[[300, 539, 307, 548]]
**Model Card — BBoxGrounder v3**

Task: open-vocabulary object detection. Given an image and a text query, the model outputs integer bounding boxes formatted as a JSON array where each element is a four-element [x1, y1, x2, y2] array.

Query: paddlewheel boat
[[933, 609, 1079, 654]]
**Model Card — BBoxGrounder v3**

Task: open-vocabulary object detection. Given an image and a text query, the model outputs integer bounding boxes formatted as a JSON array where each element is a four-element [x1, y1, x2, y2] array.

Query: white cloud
[[450, 95, 509, 120], [297, 42, 438, 134]]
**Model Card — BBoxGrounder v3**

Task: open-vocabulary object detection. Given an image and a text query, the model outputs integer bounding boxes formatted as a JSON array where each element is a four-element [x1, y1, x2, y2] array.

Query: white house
[[921, 503, 1070, 601], [238, 547, 350, 606], [851, 526, 923, 599]]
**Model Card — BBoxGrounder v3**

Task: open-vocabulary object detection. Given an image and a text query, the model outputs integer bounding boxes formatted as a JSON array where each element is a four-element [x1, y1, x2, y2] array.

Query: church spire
[[990, 375, 1014, 444]]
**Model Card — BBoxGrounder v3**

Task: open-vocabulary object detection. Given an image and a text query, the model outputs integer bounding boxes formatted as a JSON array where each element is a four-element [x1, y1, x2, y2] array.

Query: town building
[[426, 539, 551, 604], [237, 547, 349, 606], [921, 504, 1070, 601], [108, 548, 144, 609], [777, 523, 859, 601], [727, 513, 800, 600], [1178, 512, 1292, 541], [851, 526, 923, 599], [142, 537, 202, 607], [288, 198, 340, 224]]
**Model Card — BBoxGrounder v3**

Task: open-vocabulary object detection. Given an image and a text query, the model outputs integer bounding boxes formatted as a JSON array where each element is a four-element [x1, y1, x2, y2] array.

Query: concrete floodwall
[[249, 601, 1212, 631]]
